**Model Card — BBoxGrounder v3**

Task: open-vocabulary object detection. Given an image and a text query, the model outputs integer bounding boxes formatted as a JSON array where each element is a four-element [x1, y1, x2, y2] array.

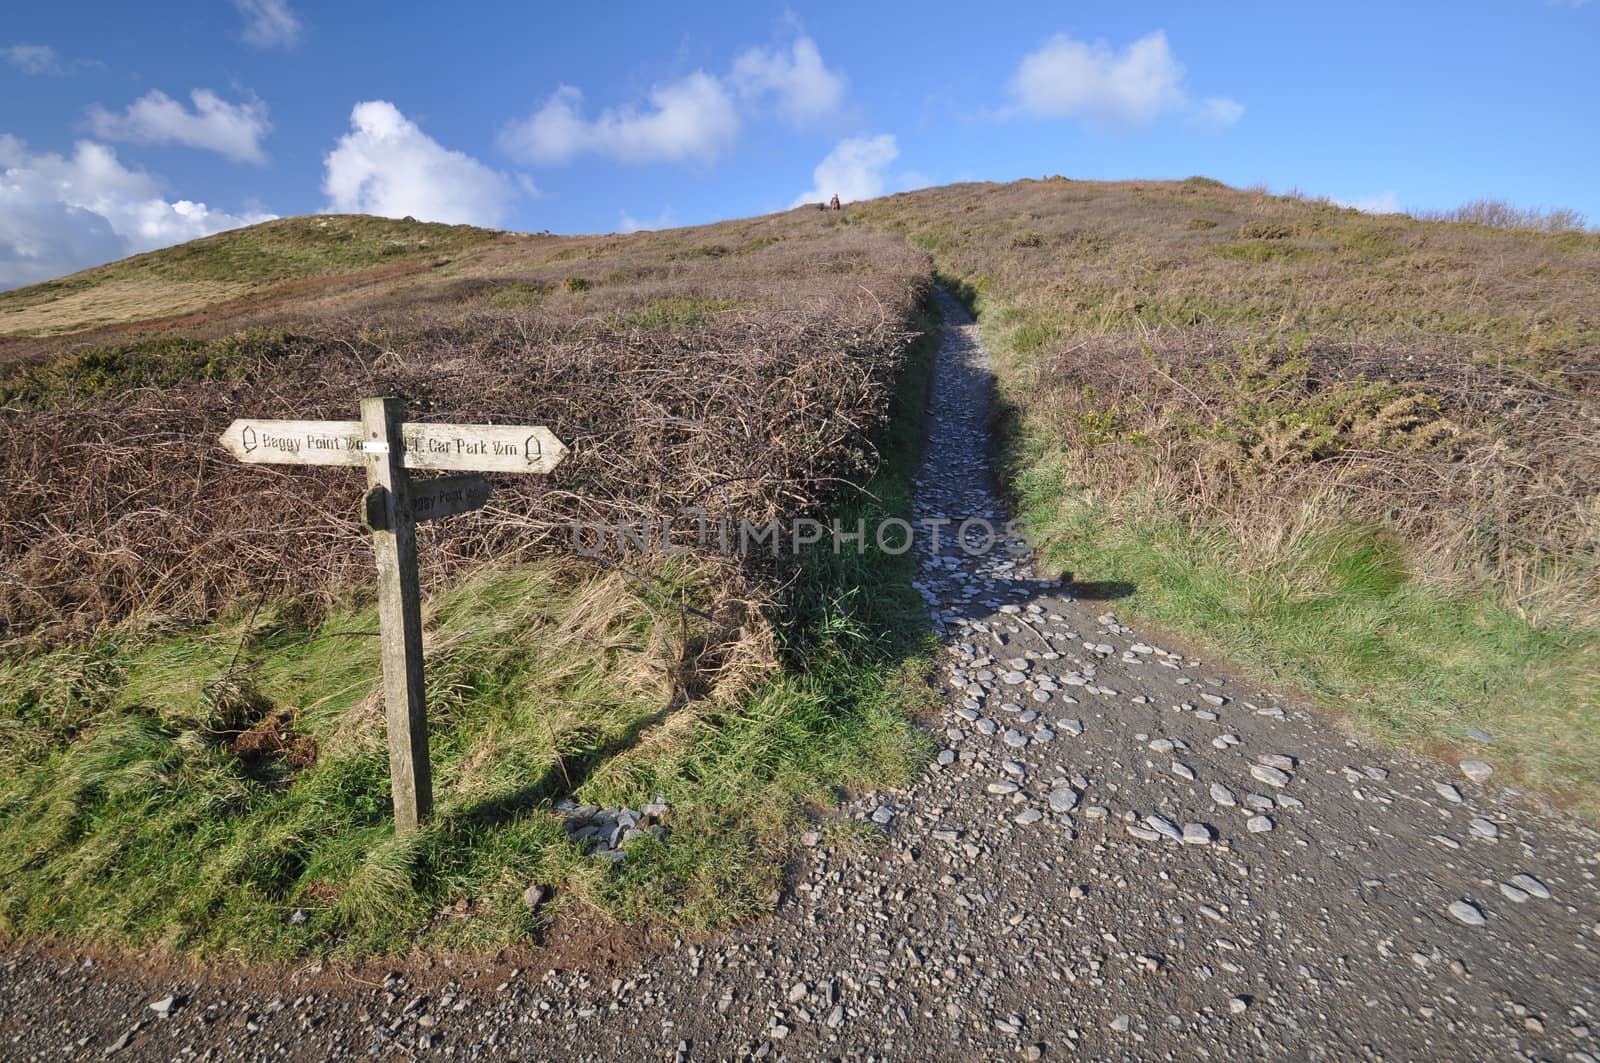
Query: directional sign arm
[[220, 419, 365, 466], [220, 419, 567, 474], [407, 474, 492, 523]]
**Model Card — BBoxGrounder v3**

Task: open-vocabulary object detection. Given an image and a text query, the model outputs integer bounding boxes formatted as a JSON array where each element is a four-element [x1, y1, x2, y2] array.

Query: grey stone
[[1209, 783, 1238, 807], [1049, 788, 1080, 814], [1460, 759, 1493, 784], [1509, 874, 1550, 900], [1146, 815, 1182, 841], [1447, 900, 1486, 926], [1246, 815, 1274, 833], [1250, 764, 1291, 788]]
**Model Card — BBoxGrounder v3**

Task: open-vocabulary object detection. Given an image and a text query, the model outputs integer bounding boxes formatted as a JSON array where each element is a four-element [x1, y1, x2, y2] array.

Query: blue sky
[[1, 0, 1596, 288]]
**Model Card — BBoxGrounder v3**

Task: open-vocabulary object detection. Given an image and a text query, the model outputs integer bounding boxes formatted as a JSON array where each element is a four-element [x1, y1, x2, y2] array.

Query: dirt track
[[3, 290, 1598, 1061]]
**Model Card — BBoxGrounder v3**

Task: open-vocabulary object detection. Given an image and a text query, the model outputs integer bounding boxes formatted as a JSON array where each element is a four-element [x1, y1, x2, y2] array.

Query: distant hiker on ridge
[[829, 194, 841, 211]]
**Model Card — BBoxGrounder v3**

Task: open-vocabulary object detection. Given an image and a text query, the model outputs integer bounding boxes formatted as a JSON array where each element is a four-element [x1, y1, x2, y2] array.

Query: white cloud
[[1191, 96, 1245, 130], [0, 135, 274, 289], [792, 134, 900, 208], [323, 100, 517, 226], [88, 89, 271, 164], [233, 0, 301, 48], [731, 35, 847, 125], [500, 73, 740, 166], [1009, 30, 1241, 131], [618, 207, 678, 234], [3, 44, 61, 75], [1336, 191, 1401, 215]]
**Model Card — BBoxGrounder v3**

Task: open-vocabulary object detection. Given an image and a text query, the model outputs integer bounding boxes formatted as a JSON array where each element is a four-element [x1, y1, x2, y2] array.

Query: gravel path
[[4, 290, 1599, 1061]]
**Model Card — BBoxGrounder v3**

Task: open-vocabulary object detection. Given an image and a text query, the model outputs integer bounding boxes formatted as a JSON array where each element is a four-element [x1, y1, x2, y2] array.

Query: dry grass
[[0, 210, 929, 639], [1412, 198, 1590, 235]]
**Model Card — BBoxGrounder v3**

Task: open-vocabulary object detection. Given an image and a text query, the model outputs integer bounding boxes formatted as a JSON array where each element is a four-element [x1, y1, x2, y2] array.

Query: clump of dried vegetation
[[855, 177, 1600, 804]]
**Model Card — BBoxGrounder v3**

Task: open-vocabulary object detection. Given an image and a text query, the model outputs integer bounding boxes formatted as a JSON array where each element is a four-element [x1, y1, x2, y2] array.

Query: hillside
[[853, 177, 1600, 801], [1, 177, 1598, 963], [0, 215, 517, 341], [0, 205, 938, 955]]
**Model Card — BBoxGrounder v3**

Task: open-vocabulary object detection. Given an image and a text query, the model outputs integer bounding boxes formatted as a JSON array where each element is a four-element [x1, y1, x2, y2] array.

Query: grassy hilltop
[[1, 177, 1596, 958]]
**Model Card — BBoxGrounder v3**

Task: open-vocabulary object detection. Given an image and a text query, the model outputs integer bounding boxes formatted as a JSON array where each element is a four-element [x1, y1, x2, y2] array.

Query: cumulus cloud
[[0, 135, 274, 289], [618, 207, 678, 234], [233, 0, 301, 48], [323, 100, 517, 226], [500, 73, 740, 166], [503, 32, 847, 166], [1009, 30, 1242, 131], [3, 44, 62, 75], [731, 35, 847, 125], [88, 89, 271, 163], [792, 134, 902, 208], [1191, 96, 1245, 130]]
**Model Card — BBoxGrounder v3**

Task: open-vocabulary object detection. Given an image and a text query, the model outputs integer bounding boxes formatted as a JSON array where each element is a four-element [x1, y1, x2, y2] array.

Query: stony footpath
[[3, 291, 1599, 1061]]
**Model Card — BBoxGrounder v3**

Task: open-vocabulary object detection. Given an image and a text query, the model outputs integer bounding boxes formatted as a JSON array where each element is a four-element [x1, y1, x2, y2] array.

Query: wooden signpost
[[221, 398, 568, 833]]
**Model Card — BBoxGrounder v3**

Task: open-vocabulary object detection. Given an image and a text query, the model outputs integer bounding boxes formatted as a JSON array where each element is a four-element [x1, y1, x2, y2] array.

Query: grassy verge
[[0, 297, 941, 959], [1011, 455, 1600, 804]]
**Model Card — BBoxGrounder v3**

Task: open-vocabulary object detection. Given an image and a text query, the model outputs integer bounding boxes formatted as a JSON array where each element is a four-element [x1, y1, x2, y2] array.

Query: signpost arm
[[361, 397, 433, 833]]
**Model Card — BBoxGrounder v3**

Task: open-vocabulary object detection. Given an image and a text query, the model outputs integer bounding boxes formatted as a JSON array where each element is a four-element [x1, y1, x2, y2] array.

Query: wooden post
[[221, 405, 565, 833], [360, 397, 433, 833]]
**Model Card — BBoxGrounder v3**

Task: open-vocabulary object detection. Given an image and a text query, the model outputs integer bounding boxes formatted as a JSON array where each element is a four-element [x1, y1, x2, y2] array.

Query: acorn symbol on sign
[[242, 424, 258, 453], [524, 434, 541, 463]]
